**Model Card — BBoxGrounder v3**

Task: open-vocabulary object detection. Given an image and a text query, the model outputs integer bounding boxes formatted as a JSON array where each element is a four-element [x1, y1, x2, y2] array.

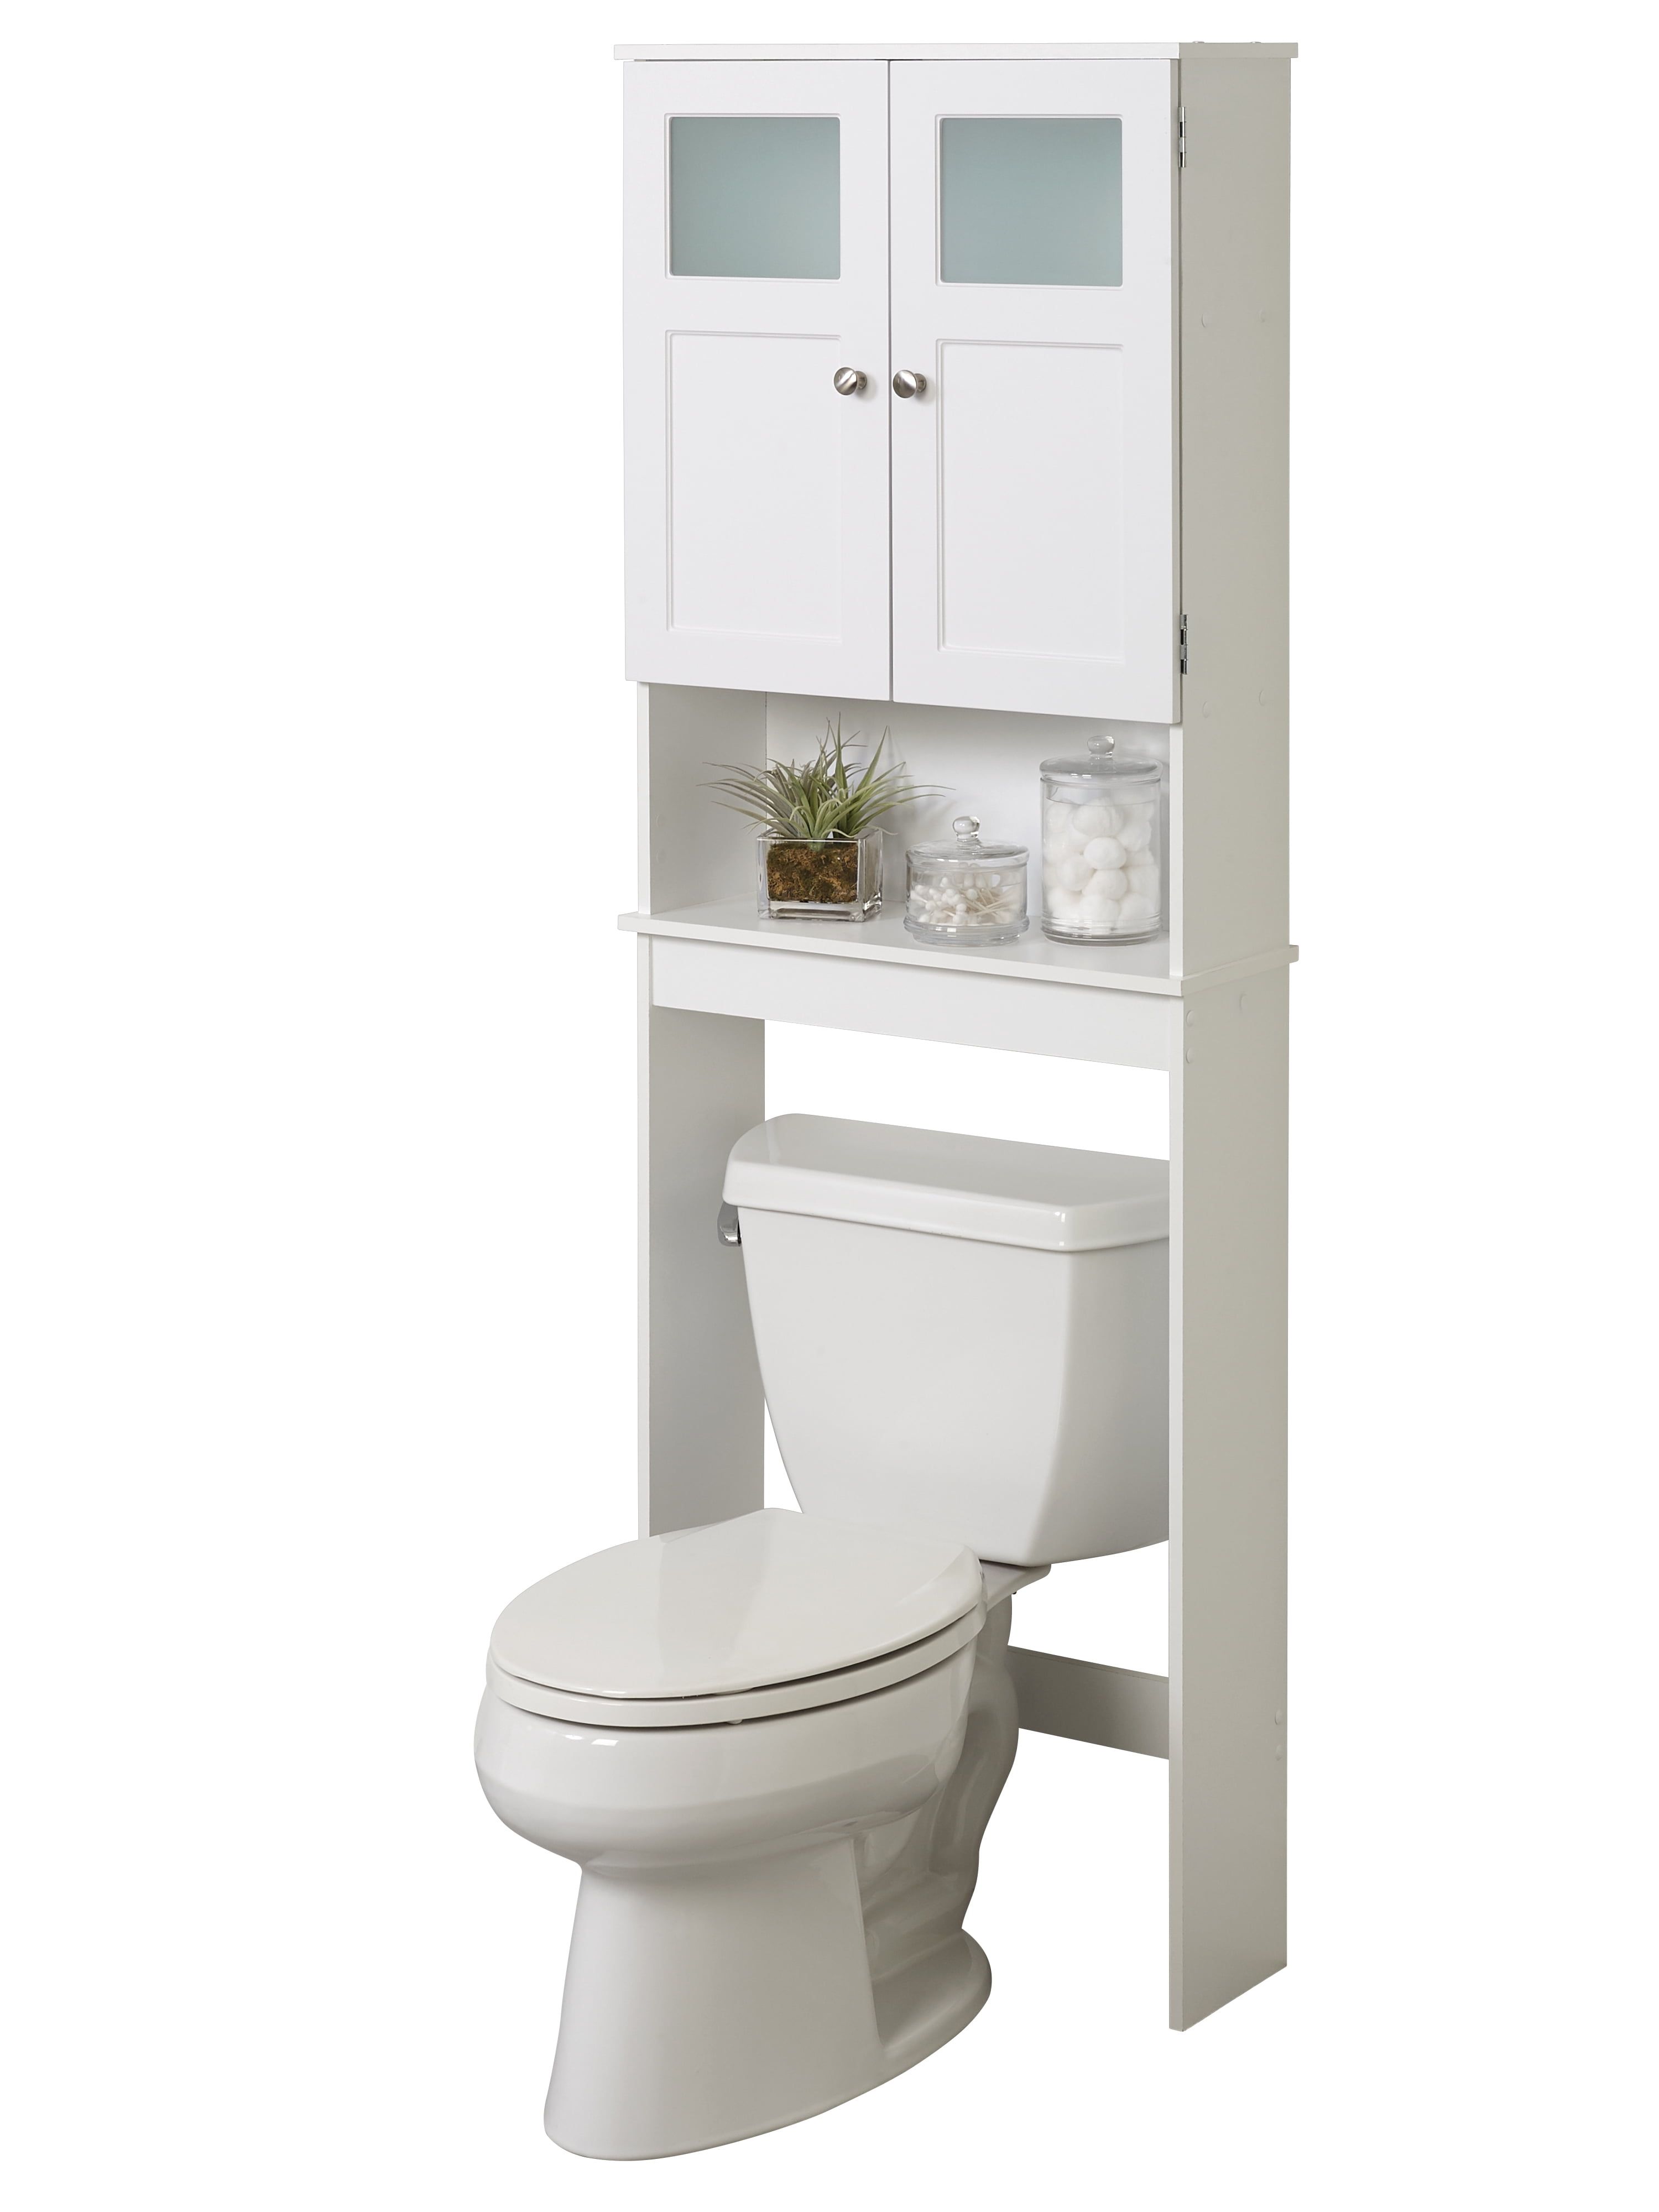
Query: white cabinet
[[623, 57, 1179, 721]]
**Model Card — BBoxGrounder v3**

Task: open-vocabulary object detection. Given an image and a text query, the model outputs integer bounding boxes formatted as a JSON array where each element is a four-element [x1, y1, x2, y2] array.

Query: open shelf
[[622, 898, 1293, 998], [625, 901, 1295, 1071]]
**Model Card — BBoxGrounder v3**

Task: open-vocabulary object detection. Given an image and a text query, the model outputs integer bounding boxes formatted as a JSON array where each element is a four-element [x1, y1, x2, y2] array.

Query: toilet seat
[[486, 1608, 984, 1728], [487, 1508, 985, 1729]]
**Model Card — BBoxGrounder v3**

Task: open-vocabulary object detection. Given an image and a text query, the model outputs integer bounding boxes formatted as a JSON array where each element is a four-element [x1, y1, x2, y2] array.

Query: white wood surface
[[890, 61, 1179, 721], [623, 62, 890, 698], [629, 894, 1181, 991], [637, 947, 766, 1536], [635, 690, 767, 1537], [638, 684, 765, 911], [1006, 1648, 1170, 1758], [1171, 53, 1292, 975], [647, 928, 1180, 1071], [623, 894, 1294, 994], [637, 681, 765, 907], [1162, 54, 1293, 2026], [618, 46, 1300, 64], [1168, 964, 1289, 2027], [624, 888, 1293, 1069]]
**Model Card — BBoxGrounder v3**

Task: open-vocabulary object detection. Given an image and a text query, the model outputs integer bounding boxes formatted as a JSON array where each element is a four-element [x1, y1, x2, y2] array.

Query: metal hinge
[[1177, 106, 1187, 168], [1180, 614, 1189, 675]]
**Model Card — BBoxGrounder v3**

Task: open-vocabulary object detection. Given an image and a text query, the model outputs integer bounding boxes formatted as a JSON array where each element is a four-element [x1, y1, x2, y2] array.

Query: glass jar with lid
[[1040, 735, 1164, 944], [905, 815, 1029, 944]]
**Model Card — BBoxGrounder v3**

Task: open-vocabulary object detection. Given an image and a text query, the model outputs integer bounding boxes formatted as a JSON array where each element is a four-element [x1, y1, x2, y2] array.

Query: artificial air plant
[[706, 719, 945, 918]]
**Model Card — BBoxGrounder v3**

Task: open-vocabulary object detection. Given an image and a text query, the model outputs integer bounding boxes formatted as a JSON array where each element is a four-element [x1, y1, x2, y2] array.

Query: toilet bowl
[[478, 1117, 1169, 2158], [476, 1510, 1033, 2160]]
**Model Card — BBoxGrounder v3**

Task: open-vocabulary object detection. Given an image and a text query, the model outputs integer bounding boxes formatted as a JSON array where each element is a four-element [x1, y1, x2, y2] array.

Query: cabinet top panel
[[615, 44, 1297, 63]]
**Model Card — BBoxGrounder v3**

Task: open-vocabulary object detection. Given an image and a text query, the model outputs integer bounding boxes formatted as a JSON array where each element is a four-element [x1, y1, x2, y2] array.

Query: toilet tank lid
[[489, 1510, 984, 1699], [724, 1115, 1168, 1252]]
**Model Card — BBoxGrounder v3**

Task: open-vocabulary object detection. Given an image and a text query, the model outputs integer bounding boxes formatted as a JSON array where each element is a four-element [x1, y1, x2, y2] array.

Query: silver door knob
[[833, 366, 867, 395], [892, 369, 928, 399]]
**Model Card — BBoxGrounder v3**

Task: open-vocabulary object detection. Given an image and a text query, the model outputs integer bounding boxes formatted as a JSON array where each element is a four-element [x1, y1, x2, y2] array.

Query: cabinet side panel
[[639, 683, 766, 911], [1175, 57, 1291, 974], [1168, 963, 1288, 2026]]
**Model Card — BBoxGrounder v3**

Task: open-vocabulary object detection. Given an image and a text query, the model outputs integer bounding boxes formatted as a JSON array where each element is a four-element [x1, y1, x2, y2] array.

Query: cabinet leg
[[638, 945, 766, 1535], [1168, 966, 1289, 2026]]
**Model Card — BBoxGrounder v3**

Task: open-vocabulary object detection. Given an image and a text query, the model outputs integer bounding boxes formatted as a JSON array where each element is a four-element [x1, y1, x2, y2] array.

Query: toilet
[[476, 1115, 1169, 2160]]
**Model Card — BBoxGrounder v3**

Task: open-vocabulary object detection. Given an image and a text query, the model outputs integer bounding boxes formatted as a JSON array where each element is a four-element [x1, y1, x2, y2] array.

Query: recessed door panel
[[625, 62, 889, 697], [939, 341, 1125, 659], [668, 333, 843, 638], [891, 60, 1178, 721]]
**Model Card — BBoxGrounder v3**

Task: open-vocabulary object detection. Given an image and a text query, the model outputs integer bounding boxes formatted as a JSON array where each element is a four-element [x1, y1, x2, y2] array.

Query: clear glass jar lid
[[907, 814, 1028, 868], [1040, 733, 1161, 785]]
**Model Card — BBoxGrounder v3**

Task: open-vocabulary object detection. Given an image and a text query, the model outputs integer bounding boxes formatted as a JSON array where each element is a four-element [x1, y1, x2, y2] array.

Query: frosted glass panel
[[670, 117, 840, 279], [940, 118, 1122, 286]]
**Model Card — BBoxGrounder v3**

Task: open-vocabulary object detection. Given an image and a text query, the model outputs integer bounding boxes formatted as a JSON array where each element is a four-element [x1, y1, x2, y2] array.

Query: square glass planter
[[757, 830, 883, 921]]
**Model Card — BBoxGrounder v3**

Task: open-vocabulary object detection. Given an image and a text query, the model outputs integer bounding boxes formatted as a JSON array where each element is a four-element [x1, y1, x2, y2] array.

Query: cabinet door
[[623, 62, 890, 698], [890, 61, 1178, 721]]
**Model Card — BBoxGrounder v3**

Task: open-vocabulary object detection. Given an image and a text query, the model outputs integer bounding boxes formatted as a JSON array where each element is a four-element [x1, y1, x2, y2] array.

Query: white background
[[3, 2, 1655, 2205]]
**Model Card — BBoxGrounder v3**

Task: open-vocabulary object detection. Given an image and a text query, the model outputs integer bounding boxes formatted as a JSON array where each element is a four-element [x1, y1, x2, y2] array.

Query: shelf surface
[[615, 45, 1298, 62], [622, 900, 1295, 1000]]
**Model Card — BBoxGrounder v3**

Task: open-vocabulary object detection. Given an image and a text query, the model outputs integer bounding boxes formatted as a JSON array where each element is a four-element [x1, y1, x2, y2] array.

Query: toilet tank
[[724, 1116, 1168, 1568]]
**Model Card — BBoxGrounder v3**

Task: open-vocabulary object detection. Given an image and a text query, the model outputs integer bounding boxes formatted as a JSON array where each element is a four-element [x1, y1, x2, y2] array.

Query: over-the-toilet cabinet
[[624, 59, 1177, 720], [619, 39, 1294, 2038]]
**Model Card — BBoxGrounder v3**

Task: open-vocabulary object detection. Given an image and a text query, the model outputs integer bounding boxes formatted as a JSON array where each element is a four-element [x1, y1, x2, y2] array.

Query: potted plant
[[706, 720, 943, 922]]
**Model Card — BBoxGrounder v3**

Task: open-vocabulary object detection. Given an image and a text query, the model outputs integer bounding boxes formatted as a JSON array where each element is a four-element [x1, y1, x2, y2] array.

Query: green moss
[[765, 840, 863, 905]]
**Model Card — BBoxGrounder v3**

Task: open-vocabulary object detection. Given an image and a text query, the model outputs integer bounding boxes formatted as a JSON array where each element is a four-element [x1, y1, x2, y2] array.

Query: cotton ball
[[1045, 802, 1076, 838], [1118, 892, 1156, 926], [1047, 888, 1084, 922], [1055, 856, 1092, 891], [1041, 863, 1062, 891], [1072, 801, 1122, 837], [1126, 863, 1160, 898], [1087, 868, 1128, 900], [1119, 808, 1155, 854], [1079, 893, 1121, 925], [1082, 835, 1126, 872], [1058, 825, 1093, 859], [910, 874, 958, 927]]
